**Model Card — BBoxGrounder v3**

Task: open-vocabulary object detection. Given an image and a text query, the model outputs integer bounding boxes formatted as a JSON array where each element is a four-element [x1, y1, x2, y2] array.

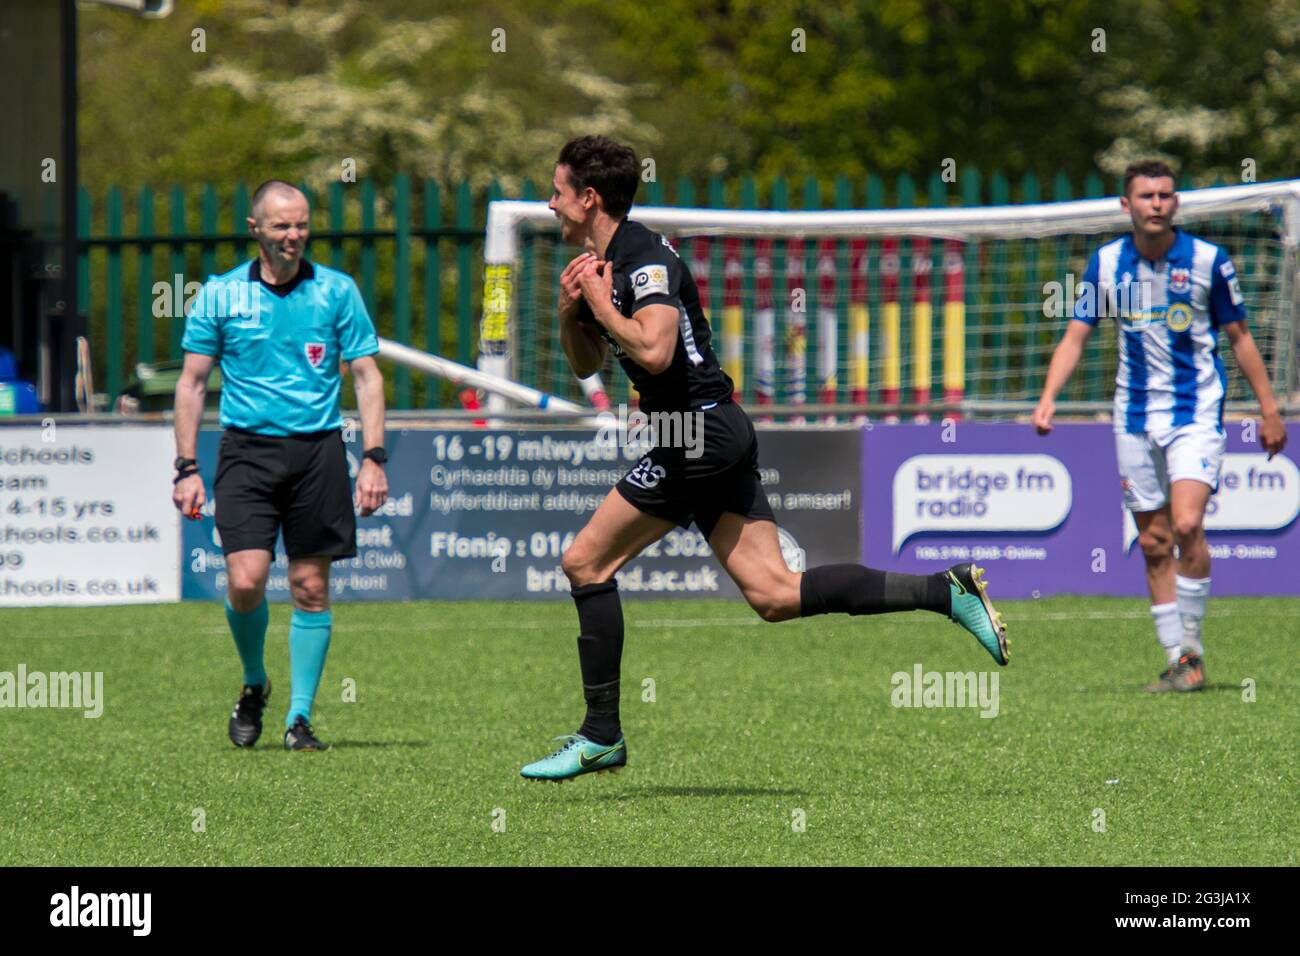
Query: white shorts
[[1115, 426, 1226, 512]]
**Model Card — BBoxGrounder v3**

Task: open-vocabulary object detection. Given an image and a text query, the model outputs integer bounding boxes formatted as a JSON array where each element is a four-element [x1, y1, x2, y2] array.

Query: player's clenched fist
[[558, 252, 596, 321], [1031, 399, 1054, 435], [172, 472, 206, 520], [576, 256, 613, 307], [1261, 412, 1287, 460], [354, 459, 388, 517]]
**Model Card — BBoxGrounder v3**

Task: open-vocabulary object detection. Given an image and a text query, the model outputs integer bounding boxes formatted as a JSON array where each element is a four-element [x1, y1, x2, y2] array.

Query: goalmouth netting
[[480, 180, 1300, 420]]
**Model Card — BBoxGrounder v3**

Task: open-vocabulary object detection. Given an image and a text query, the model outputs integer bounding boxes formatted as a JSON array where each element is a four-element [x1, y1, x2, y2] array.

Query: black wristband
[[173, 468, 199, 485], [363, 447, 388, 465]]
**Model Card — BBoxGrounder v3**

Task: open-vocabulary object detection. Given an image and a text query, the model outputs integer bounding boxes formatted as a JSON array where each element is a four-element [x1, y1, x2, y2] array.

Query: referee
[[172, 180, 388, 752]]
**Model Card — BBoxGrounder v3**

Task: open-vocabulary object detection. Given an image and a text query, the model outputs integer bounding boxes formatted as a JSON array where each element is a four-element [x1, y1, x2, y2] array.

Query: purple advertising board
[[862, 421, 1300, 597]]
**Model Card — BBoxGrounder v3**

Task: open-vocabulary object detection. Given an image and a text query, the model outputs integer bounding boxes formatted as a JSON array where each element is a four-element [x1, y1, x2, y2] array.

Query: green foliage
[[81, 0, 1300, 194], [557, 0, 1300, 186], [82, 0, 658, 195]]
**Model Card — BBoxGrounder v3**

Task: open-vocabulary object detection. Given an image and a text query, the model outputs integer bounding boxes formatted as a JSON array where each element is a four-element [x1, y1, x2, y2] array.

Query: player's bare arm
[[576, 258, 677, 374], [172, 350, 214, 516], [349, 354, 388, 516], [1224, 320, 1287, 458], [558, 252, 606, 376], [1033, 319, 1094, 434]]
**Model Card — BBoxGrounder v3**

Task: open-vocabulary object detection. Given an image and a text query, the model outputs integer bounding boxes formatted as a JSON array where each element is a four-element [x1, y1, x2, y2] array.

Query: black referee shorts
[[214, 427, 357, 561], [615, 400, 775, 541]]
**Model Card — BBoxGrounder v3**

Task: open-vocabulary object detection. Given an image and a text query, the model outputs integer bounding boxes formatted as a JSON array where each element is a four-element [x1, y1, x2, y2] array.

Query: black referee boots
[[284, 715, 329, 752], [228, 677, 271, 748]]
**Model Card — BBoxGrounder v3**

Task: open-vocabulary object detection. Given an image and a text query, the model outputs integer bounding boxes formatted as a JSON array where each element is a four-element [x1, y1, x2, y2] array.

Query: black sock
[[799, 564, 951, 617], [572, 580, 623, 745]]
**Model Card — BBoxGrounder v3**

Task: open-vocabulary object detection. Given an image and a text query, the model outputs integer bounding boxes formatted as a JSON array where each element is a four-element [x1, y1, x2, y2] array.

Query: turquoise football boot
[[520, 733, 627, 782], [946, 563, 1009, 665]]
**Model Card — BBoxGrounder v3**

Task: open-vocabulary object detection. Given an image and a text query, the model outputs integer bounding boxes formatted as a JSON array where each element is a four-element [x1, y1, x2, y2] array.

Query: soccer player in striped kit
[[1033, 160, 1287, 692]]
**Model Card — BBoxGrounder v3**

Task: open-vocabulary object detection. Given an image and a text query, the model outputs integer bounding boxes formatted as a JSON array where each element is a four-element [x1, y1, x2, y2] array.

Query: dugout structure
[[0, 0, 171, 413], [0, 0, 76, 411]]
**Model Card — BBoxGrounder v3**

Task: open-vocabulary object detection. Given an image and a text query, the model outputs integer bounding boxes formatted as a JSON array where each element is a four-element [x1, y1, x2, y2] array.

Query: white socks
[[1151, 602, 1183, 663], [1176, 575, 1210, 656], [1151, 577, 1210, 663]]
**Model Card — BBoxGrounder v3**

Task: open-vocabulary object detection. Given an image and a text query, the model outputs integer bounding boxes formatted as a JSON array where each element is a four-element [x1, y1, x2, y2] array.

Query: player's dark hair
[[557, 136, 639, 218], [1123, 160, 1177, 196], [251, 179, 306, 217]]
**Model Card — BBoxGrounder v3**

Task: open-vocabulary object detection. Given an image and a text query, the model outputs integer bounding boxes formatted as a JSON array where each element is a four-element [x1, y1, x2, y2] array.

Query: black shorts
[[214, 427, 357, 561], [615, 400, 775, 541]]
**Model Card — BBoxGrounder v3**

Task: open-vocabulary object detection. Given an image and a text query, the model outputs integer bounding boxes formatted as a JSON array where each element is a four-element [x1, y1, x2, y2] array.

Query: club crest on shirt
[[1165, 302, 1194, 332], [1168, 267, 1190, 293], [305, 342, 327, 367]]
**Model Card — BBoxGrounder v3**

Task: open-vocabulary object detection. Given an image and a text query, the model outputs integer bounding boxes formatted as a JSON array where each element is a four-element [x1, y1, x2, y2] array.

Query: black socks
[[572, 580, 624, 745], [571, 569, 950, 743], [799, 564, 951, 618]]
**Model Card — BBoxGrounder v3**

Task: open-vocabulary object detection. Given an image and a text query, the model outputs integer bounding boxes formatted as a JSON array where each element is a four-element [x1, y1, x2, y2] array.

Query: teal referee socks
[[225, 599, 269, 688], [287, 608, 333, 728]]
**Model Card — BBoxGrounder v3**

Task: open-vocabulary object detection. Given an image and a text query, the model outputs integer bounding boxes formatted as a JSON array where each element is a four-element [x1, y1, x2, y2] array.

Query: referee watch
[[173, 456, 199, 484], [362, 447, 388, 466]]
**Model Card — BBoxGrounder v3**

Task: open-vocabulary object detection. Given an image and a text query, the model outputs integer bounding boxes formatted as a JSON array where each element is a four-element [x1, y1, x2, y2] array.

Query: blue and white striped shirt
[[1074, 228, 1246, 436]]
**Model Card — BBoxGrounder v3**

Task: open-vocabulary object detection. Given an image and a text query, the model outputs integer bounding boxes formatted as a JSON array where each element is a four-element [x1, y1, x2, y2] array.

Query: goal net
[[481, 180, 1300, 419]]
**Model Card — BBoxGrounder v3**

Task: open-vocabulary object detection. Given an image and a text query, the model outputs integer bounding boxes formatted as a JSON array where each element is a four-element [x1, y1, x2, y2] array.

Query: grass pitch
[[2, 596, 1295, 866]]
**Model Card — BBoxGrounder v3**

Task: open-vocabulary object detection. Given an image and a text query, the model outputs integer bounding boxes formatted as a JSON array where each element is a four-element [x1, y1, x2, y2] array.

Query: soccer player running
[[521, 136, 1008, 781], [1033, 160, 1287, 692], [172, 180, 389, 750]]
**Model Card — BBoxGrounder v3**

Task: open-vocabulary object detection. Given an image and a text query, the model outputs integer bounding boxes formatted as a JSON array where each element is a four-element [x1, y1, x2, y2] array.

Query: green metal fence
[[79, 174, 483, 410], [79, 170, 1164, 410]]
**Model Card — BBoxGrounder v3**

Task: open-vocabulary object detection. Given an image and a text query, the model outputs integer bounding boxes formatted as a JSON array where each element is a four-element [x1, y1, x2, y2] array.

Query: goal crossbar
[[481, 180, 1300, 416], [485, 180, 1300, 264]]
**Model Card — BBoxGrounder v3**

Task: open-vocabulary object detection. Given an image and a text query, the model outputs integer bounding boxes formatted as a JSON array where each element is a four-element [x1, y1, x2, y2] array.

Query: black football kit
[[585, 218, 776, 540], [547, 218, 992, 759]]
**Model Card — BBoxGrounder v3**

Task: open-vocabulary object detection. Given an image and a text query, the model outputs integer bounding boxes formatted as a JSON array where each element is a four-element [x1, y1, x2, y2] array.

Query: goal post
[[482, 180, 1300, 418]]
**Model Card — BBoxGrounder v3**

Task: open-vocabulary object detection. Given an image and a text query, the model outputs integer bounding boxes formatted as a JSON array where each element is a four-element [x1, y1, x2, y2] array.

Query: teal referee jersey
[[182, 260, 379, 436]]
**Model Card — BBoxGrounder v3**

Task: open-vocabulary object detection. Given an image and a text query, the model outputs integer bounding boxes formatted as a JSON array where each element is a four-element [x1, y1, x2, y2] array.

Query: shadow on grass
[[328, 740, 432, 749], [222, 739, 429, 752], [1133, 682, 1254, 696], [595, 785, 806, 800], [1199, 682, 1257, 695], [1070, 682, 1252, 697]]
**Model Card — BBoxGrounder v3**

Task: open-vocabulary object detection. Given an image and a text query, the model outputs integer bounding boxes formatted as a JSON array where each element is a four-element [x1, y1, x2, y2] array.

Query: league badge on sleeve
[[305, 342, 327, 368], [631, 264, 670, 301], [1220, 260, 1245, 305]]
